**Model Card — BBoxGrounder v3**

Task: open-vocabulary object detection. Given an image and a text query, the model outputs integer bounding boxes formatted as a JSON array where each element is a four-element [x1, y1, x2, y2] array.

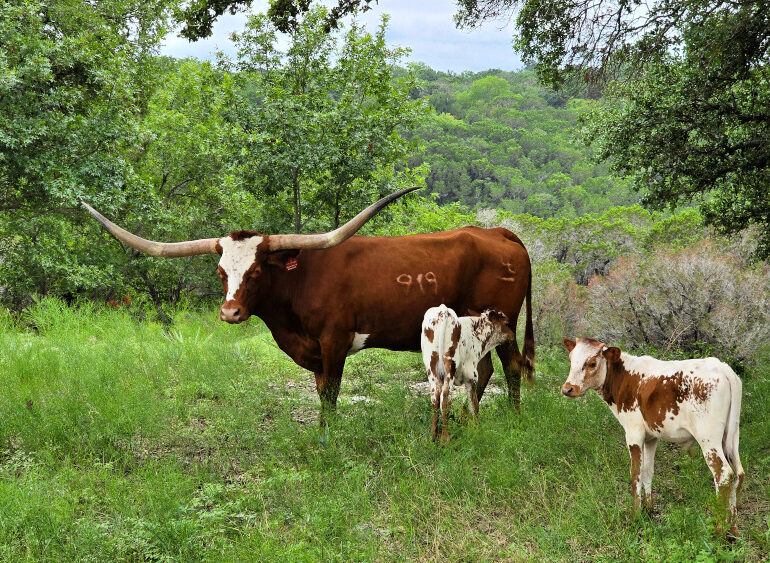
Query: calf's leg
[[474, 353, 494, 402], [699, 438, 736, 534], [429, 373, 440, 441], [466, 379, 479, 418], [641, 438, 658, 511], [625, 432, 645, 513], [440, 376, 452, 443]]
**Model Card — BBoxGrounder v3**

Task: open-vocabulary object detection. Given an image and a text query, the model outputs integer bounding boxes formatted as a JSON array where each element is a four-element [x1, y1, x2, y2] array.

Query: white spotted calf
[[562, 338, 744, 535], [421, 305, 513, 442]]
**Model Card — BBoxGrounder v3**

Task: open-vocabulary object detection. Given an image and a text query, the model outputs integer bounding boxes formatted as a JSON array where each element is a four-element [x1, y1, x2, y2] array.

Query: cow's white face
[[217, 235, 263, 322], [562, 338, 608, 397]]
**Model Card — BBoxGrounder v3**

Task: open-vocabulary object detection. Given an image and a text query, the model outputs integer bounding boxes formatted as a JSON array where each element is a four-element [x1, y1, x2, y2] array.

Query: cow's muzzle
[[220, 305, 246, 324], [561, 383, 579, 397]]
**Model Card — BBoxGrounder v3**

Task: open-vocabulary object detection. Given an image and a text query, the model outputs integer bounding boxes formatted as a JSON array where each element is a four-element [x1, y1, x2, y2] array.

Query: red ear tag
[[285, 257, 298, 271]]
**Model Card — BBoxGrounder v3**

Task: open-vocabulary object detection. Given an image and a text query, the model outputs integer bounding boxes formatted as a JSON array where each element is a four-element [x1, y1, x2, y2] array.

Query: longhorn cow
[[83, 188, 534, 426]]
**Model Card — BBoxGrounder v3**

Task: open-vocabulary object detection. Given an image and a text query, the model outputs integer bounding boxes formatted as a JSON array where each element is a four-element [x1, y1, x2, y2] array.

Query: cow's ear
[[563, 338, 576, 352], [265, 249, 300, 268], [603, 347, 621, 362], [467, 308, 481, 317]]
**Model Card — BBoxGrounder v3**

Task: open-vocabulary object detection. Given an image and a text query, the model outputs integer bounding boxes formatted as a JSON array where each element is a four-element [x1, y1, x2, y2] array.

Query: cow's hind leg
[[727, 453, 744, 536], [315, 338, 348, 445], [496, 340, 524, 409]]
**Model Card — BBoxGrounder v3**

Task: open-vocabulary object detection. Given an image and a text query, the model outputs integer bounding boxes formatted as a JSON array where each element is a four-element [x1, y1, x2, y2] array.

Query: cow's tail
[[521, 267, 535, 382], [723, 365, 743, 477]]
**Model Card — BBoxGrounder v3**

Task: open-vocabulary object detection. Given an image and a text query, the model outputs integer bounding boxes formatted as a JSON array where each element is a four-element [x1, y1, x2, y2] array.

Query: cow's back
[[296, 227, 530, 352]]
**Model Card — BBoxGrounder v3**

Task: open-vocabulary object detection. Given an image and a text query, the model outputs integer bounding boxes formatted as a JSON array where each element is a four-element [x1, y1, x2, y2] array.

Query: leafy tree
[[0, 0, 175, 305], [410, 70, 636, 214], [179, 0, 377, 38], [225, 8, 426, 234], [456, 0, 770, 258]]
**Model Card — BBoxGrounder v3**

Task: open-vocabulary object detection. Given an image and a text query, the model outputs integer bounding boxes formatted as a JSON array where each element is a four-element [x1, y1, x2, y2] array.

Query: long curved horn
[[82, 202, 219, 257], [268, 186, 422, 251]]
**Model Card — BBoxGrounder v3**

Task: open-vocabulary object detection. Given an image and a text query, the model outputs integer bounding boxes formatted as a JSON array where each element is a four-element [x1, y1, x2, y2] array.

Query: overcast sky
[[159, 1, 523, 73]]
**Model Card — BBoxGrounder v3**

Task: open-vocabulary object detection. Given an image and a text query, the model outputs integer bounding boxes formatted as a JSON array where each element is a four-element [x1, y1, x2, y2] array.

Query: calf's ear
[[563, 338, 576, 352], [603, 347, 621, 362]]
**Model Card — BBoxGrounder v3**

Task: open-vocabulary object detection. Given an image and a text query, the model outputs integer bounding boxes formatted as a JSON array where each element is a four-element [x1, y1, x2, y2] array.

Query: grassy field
[[0, 299, 768, 561]]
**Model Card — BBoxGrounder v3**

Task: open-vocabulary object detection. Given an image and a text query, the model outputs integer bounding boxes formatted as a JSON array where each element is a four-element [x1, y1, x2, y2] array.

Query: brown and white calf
[[421, 306, 514, 442], [562, 337, 744, 534]]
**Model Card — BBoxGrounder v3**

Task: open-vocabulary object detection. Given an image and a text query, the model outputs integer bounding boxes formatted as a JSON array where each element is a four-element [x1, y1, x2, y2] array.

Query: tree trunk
[[292, 168, 301, 234]]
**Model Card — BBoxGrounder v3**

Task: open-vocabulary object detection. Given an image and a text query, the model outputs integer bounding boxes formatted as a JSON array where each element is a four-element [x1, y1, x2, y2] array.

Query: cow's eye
[[586, 361, 597, 368]]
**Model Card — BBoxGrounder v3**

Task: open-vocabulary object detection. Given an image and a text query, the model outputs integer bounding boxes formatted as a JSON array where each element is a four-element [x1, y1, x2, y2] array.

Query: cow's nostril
[[233, 308, 240, 317], [562, 385, 573, 396]]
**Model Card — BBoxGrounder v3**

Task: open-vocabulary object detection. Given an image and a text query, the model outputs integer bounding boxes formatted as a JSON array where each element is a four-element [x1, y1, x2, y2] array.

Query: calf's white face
[[217, 235, 263, 322], [562, 338, 612, 397]]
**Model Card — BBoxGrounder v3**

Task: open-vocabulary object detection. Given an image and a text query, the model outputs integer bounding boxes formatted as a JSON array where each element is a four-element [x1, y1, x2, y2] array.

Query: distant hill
[[407, 66, 638, 218]]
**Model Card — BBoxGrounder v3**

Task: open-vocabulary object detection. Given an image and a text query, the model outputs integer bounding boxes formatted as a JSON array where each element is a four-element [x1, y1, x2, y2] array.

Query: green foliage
[[457, 0, 770, 259], [225, 8, 427, 234], [410, 69, 636, 216], [584, 54, 770, 258], [0, 301, 766, 559], [0, 0, 173, 304], [0, 4, 426, 307]]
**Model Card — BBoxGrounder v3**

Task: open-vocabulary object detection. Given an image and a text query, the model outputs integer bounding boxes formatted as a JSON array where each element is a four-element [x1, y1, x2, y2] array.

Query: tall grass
[[0, 299, 767, 560]]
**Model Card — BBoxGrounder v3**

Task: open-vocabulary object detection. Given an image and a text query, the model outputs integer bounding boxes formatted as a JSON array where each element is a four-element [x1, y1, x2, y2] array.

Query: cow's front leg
[[315, 336, 348, 443], [626, 432, 645, 514], [641, 438, 658, 511]]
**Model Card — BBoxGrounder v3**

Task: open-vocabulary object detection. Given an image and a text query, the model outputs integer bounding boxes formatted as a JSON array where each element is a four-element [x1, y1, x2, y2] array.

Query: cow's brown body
[[233, 226, 534, 421]]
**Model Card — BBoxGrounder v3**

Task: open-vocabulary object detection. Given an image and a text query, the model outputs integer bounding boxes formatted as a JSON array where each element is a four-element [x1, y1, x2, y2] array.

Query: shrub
[[530, 260, 586, 348], [581, 240, 770, 364]]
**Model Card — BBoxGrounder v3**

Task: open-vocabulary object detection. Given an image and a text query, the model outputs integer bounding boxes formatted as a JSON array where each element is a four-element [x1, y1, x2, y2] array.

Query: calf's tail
[[723, 366, 743, 472]]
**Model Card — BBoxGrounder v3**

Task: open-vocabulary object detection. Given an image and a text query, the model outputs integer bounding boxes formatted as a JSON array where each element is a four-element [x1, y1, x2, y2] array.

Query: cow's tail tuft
[[522, 267, 535, 383]]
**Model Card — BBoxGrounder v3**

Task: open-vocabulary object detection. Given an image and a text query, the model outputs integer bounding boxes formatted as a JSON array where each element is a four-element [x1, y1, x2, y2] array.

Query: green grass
[[0, 298, 768, 561]]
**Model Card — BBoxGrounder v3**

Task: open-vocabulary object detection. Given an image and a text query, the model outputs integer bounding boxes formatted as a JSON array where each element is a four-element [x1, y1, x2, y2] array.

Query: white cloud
[[159, 0, 522, 72]]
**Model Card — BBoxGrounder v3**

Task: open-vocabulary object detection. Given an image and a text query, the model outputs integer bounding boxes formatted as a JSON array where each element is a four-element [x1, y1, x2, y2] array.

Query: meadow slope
[[0, 301, 768, 561]]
